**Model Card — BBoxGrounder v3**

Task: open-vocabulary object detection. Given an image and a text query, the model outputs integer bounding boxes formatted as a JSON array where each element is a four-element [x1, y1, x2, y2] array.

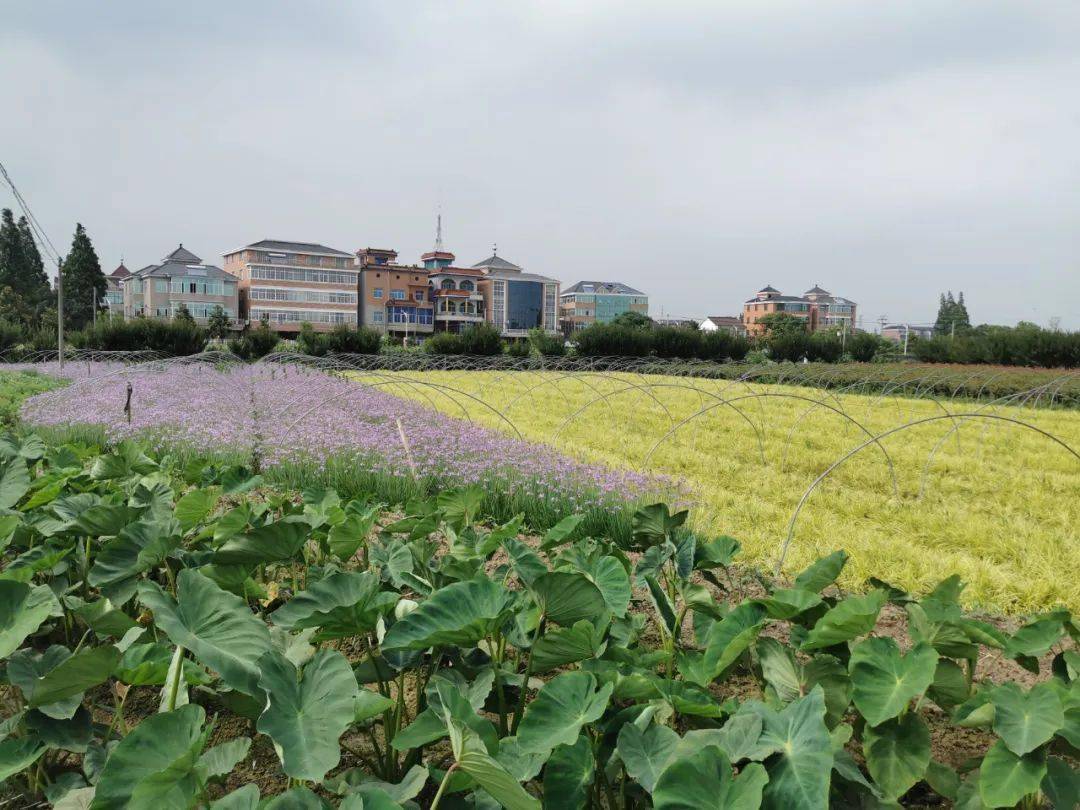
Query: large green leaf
[[138, 569, 271, 696], [8, 646, 82, 719], [530, 619, 607, 673], [801, 590, 886, 651], [517, 671, 613, 754], [381, 578, 514, 651], [67, 504, 143, 537], [849, 638, 937, 726], [532, 571, 608, 627], [1042, 756, 1079, 810], [27, 646, 120, 708], [174, 488, 218, 532], [269, 571, 396, 639], [756, 638, 850, 728], [989, 682, 1063, 756], [327, 504, 380, 561], [616, 721, 679, 793], [256, 648, 358, 782], [209, 785, 260, 810], [792, 551, 848, 593], [741, 688, 832, 810], [863, 713, 931, 800], [631, 503, 687, 549], [582, 556, 631, 618], [703, 602, 767, 679], [90, 704, 208, 809], [88, 517, 181, 591], [755, 588, 822, 620], [69, 597, 138, 638], [197, 738, 251, 780], [543, 734, 593, 809], [0, 580, 61, 658], [213, 518, 309, 566], [653, 746, 769, 809], [448, 721, 540, 810], [978, 739, 1046, 808], [539, 513, 586, 551], [0, 454, 30, 509], [0, 736, 47, 782]]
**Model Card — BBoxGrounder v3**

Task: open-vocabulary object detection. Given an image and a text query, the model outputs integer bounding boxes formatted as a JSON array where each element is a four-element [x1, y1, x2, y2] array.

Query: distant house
[[559, 280, 648, 334], [699, 315, 747, 337], [104, 262, 129, 313], [882, 323, 934, 344], [122, 245, 239, 326], [742, 284, 856, 337], [473, 252, 560, 337]]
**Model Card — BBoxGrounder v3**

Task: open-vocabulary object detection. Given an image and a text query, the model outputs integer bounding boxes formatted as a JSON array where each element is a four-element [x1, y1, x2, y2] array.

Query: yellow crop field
[[348, 369, 1080, 615]]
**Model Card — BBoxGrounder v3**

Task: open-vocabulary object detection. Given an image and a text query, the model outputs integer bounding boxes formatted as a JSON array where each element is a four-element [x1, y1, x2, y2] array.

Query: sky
[[2, 1, 1078, 329]]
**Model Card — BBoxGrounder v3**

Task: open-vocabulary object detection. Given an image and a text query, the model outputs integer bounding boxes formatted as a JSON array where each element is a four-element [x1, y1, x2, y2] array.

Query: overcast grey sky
[[3, 1, 1078, 328]]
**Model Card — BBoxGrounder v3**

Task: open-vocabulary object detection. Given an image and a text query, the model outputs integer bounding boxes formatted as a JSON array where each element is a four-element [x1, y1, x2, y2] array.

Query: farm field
[[352, 369, 1080, 614]]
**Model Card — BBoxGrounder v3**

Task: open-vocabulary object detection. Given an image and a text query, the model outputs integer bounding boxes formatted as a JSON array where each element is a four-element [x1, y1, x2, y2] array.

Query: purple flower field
[[17, 362, 667, 511]]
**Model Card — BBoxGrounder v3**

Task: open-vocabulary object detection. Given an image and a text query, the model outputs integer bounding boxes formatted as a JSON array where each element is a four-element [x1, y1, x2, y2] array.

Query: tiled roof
[[562, 280, 645, 296], [804, 285, 831, 295], [472, 254, 523, 271], [757, 285, 780, 293], [162, 245, 202, 264], [110, 263, 131, 279], [239, 239, 353, 257]]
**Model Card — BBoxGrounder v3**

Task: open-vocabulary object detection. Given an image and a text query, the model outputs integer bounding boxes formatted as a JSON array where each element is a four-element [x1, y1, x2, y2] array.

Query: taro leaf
[[756, 638, 850, 728], [694, 535, 741, 570], [532, 571, 608, 627], [197, 737, 251, 780], [616, 721, 679, 793], [517, 671, 613, 754], [703, 602, 767, 679], [497, 736, 546, 782], [67, 504, 143, 537], [0, 454, 30, 509], [8, 646, 81, 719], [543, 734, 593, 809], [448, 721, 540, 810], [503, 537, 548, 588], [925, 759, 960, 801], [269, 571, 396, 639], [989, 681, 1063, 756], [849, 638, 937, 727], [539, 513, 586, 551], [340, 791, 401, 810], [582, 556, 631, 617], [89, 442, 157, 481], [741, 688, 832, 810], [674, 533, 696, 582], [88, 517, 181, 591], [0, 432, 45, 461], [256, 648, 359, 782], [1042, 756, 1079, 810], [863, 713, 931, 800], [220, 466, 262, 496], [354, 688, 395, 724], [328, 504, 380, 561], [209, 784, 261, 810], [674, 713, 777, 763], [28, 645, 120, 708], [644, 574, 678, 634], [25, 706, 94, 753], [91, 703, 209, 809], [213, 504, 251, 544], [382, 578, 514, 651], [438, 486, 485, 530], [70, 597, 137, 638], [54, 787, 97, 810], [801, 589, 886, 651], [115, 642, 208, 687], [652, 745, 769, 810], [0, 737, 47, 782], [0, 580, 62, 658], [393, 675, 498, 753], [530, 619, 607, 673], [652, 678, 729, 719], [1004, 616, 1065, 662], [213, 518, 308, 566], [261, 787, 329, 809], [927, 658, 970, 712], [631, 503, 687, 549], [755, 588, 822, 620], [792, 550, 848, 593], [138, 569, 271, 696], [978, 739, 1046, 808], [174, 488, 218, 533]]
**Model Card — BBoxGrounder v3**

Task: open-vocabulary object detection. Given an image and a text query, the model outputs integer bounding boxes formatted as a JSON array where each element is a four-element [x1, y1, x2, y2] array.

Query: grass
[[0, 370, 66, 426], [348, 368, 1080, 615]]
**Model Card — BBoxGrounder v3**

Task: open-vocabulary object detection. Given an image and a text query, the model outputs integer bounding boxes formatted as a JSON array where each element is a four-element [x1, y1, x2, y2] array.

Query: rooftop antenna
[[492, 242, 498, 256], [434, 210, 444, 252]]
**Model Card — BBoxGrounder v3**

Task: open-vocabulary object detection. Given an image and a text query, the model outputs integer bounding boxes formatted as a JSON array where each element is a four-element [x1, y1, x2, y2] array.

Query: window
[[249, 308, 357, 325], [372, 288, 384, 299], [441, 279, 455, 290], [413, 290, 424, 301], [390, 289, 406, 300], [250, 266, 358, 285], [460, 280, 474, 292], [372, 311, 384, 323], [249, 287, 356, 304], [155, 280, 167, 293]]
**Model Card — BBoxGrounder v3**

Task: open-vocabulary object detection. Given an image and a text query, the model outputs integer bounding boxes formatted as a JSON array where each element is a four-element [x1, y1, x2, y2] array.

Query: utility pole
[[903, 324, 910, 356], [56, 259, 64, 369]]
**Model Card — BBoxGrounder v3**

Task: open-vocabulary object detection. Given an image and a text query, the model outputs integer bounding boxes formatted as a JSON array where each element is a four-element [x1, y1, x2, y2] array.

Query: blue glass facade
[[387, 305, 433, 325], [506, 280, 543, 330]]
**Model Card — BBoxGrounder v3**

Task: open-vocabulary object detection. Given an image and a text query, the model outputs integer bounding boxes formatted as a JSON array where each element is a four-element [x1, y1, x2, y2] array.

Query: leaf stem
[[164, 645, 185, 712], [429, 762, 458, 810]]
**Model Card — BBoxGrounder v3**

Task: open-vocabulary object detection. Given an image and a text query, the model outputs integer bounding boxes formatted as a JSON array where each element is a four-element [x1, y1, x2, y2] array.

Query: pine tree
[[954, 292, 971, 330], [17, 216, 51, 310], [933, 290, 972, 336], [0, 209, 26, 293], [174, 302, 195, 325], [206, 305, 231, 339], [59, 223, 107, 330]]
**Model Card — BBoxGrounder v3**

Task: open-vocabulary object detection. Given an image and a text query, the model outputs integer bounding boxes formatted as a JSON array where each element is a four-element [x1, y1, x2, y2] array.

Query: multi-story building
[[122, 245, 239, 325], [422, 248, 486, 333], [104, 263, 128, 314], [356, 248, 434, 337], [559, 280, 647, 334], [699, 315, 748, 337], [882, 323, 934, 344], [222, 239, 356, 332], [473, 253, 559, 337], [742, 285, 856, 337]]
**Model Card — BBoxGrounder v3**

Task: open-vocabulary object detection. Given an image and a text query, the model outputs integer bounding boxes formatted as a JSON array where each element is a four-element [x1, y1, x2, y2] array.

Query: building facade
[[742, 285, 856, 337], [122, 245, 239, 325], [473, 253, 559, 337], [559, 280, 647, 334], [356, 248, 434, 336], [422, 248, 486, 333], [104, 263, 128, 313], [882, 323, 934, 344], [699, 315, 747, 337], [222, 239, 357, 332]]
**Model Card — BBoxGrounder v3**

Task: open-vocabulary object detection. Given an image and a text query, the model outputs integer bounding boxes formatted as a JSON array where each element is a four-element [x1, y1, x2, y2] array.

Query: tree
[[609, 311, 654, 330], [206, 305, 231, 338], [60, 223, 106, 330], [934, 291, 971, 336], [0, 209, 52, 329], [174, 302, 195, 325], [757, 312, 806, 338]]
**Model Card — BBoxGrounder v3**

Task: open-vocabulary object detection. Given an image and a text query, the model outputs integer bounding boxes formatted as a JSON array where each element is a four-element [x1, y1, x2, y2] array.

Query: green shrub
[[913, 324, 1080, 368], [423, 331, 466, 355], [699, 329, 750, 361], [72, 317, 207, 355], [0, 319, 22, 353], [228, 319, 280, 360], [847, 331, 884, 362], [528, 328, 565, 356], [459, 323, 503, 355], [653, 326, 704, 359], [573, 323, 653, 357], [324, 325, 381, 354], [504, 339, 531, 358]]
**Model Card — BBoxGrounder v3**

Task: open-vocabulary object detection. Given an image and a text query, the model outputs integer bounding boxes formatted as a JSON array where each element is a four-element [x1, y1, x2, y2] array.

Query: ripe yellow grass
[[348, 369, 1080, 614]]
